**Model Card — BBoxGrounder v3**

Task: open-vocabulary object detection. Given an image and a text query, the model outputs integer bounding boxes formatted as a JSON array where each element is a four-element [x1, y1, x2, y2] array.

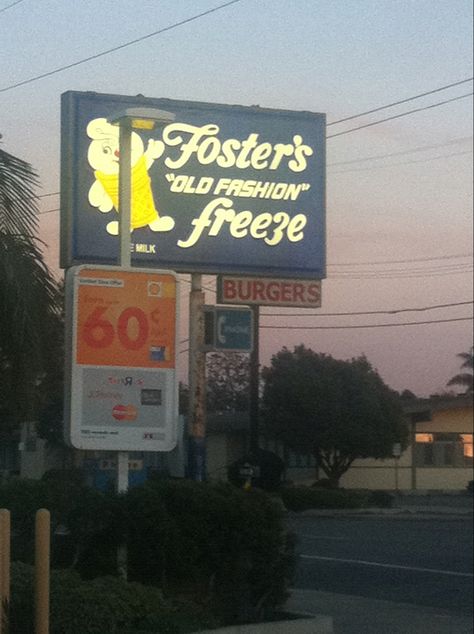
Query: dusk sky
[[1, 0, 472, 397]]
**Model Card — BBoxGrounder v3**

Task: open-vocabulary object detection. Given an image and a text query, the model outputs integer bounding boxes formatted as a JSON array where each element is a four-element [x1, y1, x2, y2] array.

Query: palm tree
[[447, 347, 474, 394], [0, 145, 61, 429]]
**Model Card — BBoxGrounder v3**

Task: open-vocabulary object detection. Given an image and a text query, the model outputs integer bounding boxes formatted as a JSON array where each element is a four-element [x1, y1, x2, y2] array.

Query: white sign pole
[[117, 118, 132, 493]]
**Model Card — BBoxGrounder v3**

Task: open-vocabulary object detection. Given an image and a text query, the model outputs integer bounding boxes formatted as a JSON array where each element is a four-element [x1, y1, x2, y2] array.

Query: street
[[286, 514, 473, 633]]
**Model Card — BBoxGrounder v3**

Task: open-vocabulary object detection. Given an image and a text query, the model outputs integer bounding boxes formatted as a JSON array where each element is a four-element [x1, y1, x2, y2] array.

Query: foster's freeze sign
[[61, 91, 326, 279]]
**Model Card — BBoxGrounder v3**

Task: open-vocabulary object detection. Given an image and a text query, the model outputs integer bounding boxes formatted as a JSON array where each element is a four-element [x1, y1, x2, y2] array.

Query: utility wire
[[329, 269, 472, 280], [259, 317, 472, 330], [326, 93, 473, 139], [0, 0, 24, 14], [38, 191, 59, 199], [330, 253, 473, 266], [331, 149, 472, 174], [327, 77, 473, 126], [36, 136, 472, 204], [260, 300, 474, 318], [0, 0, 243, 94], [328, 136, 473, 167]]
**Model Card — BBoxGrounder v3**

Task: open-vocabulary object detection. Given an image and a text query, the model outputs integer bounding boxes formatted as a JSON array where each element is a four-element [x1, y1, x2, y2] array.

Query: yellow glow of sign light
[[131, 118, 155, 130]]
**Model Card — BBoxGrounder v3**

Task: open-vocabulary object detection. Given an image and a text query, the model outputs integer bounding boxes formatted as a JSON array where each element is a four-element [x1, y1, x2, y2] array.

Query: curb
[[196, 614, 333, 633], [289, 507, 473, 519]]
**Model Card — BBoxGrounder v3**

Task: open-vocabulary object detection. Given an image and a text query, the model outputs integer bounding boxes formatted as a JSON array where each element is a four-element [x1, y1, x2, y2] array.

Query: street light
[[107, 107, 175, 493], [108, 107, 175, 269]]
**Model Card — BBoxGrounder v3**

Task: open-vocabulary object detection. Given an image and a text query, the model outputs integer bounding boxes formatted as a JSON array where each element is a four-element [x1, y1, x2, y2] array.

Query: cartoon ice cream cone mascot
[[87, 118, 174, 235]]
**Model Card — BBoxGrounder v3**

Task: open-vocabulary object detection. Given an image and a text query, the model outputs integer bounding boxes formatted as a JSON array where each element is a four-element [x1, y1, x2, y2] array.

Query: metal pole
[[117, 118, 132, 494], [35, 509, 50, 634], [249, 305, 260, 455], [118, 119, 132, 269], [0, 509, 10, 634], [188, 273, 206, 480]]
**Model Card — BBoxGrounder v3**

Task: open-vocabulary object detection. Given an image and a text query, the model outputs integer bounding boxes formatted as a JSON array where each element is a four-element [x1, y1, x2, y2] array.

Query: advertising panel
[[217, 275, 321, 308], [61, 91, 326, 279], [64, 265, 179, 452]]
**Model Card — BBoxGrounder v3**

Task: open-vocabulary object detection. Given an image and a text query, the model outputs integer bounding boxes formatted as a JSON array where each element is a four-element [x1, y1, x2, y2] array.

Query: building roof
[[402, 393, 473, 415]]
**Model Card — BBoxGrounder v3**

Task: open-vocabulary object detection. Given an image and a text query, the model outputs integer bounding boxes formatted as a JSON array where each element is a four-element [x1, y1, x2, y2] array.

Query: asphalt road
[[288, 515, 473, 615]]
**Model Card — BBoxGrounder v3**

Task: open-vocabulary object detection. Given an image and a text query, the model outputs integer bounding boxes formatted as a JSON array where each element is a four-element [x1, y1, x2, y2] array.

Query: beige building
[[271, 394, 473, 491]]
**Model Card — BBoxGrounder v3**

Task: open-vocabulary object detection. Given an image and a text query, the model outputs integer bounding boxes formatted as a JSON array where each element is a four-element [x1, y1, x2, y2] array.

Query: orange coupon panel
[[75, 268, 176, 368]]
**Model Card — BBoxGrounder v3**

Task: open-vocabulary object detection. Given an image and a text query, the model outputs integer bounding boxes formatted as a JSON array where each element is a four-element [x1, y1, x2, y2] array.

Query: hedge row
[[10, 562, 218, 634], [0, 475, 296, 626], [277, 486, 394, 511]]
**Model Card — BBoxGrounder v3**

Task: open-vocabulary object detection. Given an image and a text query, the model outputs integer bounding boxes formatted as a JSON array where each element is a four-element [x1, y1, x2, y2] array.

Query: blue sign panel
[[214, 308, 253, 352], [61, 91, 326, 278]]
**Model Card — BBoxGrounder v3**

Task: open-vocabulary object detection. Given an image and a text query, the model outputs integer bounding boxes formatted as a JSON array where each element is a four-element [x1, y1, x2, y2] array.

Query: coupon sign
[[65, 265, 179, 452]]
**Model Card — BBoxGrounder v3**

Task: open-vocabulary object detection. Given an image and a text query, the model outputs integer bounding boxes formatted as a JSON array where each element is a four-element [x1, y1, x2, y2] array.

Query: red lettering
[[266, 282, 280, 302], [223, 279, 236, 300], [293, 283, 305, 303], [253, 281, 266, 301], [307, 283, 321, 303], [238, 280, 251, 300], [281, 283, 292, 302]]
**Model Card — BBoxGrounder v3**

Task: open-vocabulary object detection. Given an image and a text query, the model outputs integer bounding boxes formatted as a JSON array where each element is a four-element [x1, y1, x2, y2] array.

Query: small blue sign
[[214, 308, 253, 352]]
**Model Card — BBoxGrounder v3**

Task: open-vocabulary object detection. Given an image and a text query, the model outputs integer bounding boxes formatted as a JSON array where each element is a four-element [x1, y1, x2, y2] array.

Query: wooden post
[[35, 509, 50, 634], [0, 509, 10, 634], [188, 273, 206, 480], [249, 306, 260, 455]]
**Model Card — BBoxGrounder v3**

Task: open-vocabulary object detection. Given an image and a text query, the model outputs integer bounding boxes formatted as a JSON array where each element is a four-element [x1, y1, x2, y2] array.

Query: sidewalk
[[292, 493, 473, 519], [286, 588, 473, 634], [294, 505, 473, 519]]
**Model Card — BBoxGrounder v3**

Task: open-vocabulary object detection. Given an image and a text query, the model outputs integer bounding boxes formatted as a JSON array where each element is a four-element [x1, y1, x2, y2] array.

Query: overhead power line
[[328, 136, 473, 167], [327, 77, 473, 126], [327, 93, 473, 139], [330, 149, 472, 174], [329, 268, 473, 280], [260, 300, 473, 318], [38, 191, 59, 199], [260, 317, 472, 330], [0, 0, 243, 94], [0, 0, 24, 14], [330, 253, 473, 266]]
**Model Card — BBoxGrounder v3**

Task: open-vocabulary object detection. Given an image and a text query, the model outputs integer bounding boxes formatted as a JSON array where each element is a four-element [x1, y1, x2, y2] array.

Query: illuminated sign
[[217, 275, 321, 308], [61, 91, 326, 279], [64, 265, 179, 452]]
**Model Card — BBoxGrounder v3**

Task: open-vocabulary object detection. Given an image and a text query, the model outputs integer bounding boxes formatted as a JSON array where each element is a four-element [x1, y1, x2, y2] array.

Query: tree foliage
[[262, 345, 407, 486], [447, 347, 474, 394], [0, 146, 61, 432], [206, 351, 250, 412]]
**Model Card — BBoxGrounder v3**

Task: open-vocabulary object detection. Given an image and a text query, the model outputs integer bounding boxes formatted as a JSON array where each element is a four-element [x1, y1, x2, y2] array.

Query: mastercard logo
[[112, 404, 137, 421]]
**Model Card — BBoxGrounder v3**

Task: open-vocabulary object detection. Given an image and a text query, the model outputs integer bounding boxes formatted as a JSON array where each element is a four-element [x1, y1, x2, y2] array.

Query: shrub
[[122, 480, 295, 623], [0, 475, 114, 572], [367, 490, 394, 508], [279, 486, 368, 511], [2, 477, 296, 626], [9, 562, 217, 634]]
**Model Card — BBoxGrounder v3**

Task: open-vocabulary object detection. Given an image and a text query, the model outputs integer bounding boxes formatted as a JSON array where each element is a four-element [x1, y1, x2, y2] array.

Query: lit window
[[416, 433, 434, 443], [415, 432, 473, 468]]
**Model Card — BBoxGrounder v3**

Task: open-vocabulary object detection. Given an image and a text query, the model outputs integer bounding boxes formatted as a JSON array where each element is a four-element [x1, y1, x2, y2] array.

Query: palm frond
[[0, 147, 40, 236]]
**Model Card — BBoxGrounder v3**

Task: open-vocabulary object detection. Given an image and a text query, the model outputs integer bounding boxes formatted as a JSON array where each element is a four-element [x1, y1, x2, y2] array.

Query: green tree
[[447, 347, 474, 394], [0, 145, 61, 432], [206, 351, 250, 412], [262, 345, 407, 487]]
